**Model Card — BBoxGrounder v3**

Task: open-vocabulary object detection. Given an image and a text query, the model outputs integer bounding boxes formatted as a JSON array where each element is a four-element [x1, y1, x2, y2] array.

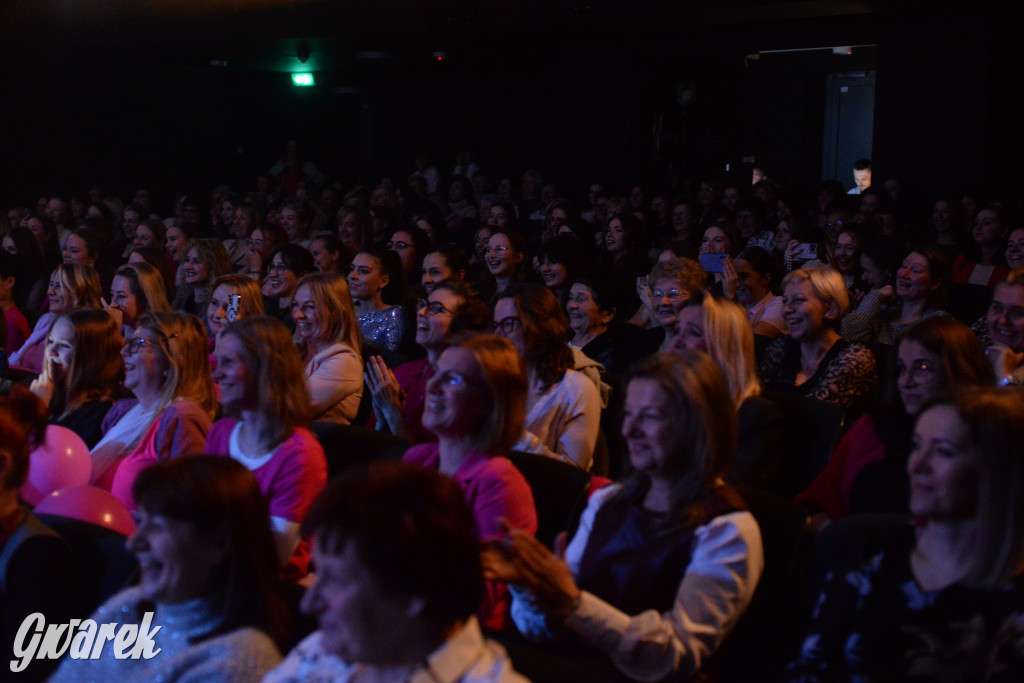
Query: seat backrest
[[311, 421, 411, 479], [505, 451, 591, 549], [35, 514, 138, 619], [762, 390, 846, 497]]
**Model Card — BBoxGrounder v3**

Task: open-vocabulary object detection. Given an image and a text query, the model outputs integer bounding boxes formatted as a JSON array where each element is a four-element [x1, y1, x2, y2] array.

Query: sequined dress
[[357, 305, 406, 352]]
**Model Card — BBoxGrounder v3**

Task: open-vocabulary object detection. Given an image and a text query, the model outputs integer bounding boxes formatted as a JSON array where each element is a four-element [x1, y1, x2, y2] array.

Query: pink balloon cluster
[[18, 425, 91, 505], [35, 487, 136, 537]]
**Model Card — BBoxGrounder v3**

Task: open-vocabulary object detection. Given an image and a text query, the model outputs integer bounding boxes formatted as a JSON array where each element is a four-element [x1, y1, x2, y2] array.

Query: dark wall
[[1, 6, 1019, 213]]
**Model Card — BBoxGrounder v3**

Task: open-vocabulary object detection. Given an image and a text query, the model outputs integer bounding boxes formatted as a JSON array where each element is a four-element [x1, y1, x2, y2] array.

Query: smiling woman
[[291, 272, 363, 425], [51, 456, 285, 682]]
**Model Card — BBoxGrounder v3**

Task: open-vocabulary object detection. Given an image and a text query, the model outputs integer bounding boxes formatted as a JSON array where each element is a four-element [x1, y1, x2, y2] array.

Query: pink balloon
[[19, 425, 92, 505], [34, 486, 136, 537]]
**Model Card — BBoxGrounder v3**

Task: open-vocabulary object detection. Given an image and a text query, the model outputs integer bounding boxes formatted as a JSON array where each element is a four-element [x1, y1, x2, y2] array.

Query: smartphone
[[791, 243, 818, 260], [226, 294, 240, 322], [700, 252, 728, 273]]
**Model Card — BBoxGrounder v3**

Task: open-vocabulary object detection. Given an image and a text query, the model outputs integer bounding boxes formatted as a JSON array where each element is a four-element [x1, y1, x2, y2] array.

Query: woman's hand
[[987, 344, 1024, 380], [481, 524, 581, 620], [722, 256, 738, 300], [101, 297, 124, 329], [29, 357, 56, 407], [635, 276, 652, 312], [364, 355, 404, 410]]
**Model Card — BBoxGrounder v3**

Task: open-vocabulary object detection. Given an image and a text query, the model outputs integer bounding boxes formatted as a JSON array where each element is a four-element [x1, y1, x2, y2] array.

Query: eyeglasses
[[898, 361, 938, 383], [486, 246, 509, 256], [432, 370, 473, 387], [123, 337, 161, 356], [386, 241, 411, 250], [493, 316, 521, 334], [246, 238, 264, 248], [653, 289, 686, 300], [267, 262, 291, 274], [417, 299, 452, 316]]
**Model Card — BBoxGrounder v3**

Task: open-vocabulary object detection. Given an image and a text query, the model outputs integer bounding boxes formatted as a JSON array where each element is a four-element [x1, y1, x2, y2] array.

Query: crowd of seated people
[[1, 153, 1024, 681]]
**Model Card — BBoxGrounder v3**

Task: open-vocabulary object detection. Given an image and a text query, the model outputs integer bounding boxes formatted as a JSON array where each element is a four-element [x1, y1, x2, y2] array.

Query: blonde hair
[[781, 266, 850, 326], [293, 272, 361, 356], [114, 262, 170, 320], [54, 262, 103, 309], [681, 292, 760, 407], [135, 312, 217, 419]]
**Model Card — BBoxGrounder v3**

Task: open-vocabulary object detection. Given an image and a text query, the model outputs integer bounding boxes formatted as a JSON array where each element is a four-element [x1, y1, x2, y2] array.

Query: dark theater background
[[0, 1, 1020, 205]]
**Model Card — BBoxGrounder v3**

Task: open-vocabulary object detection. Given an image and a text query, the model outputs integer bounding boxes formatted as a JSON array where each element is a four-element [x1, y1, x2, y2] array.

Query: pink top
[[796, 415, 887, 519], [4, 307, 30, 353], [206, 419, 327, 578], [404, 443, 537, 630], [366, 358, 436, 444]]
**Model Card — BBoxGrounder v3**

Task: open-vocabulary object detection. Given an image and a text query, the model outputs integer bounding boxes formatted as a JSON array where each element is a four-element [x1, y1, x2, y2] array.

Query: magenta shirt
[[403, 443, 538, 630]]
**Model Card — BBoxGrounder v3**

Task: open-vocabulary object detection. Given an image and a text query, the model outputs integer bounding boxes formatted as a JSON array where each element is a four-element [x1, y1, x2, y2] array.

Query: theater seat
[[34, 514, 138, 619], [311, 421, 410, 479], [762, 390, 847, 498], [505, 451, 591, 549]]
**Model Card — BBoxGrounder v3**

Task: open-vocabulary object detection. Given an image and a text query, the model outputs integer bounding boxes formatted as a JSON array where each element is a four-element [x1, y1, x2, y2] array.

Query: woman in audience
[[629, 258, 707, 359], [799, 316, 994, 523], [842, 245, 951, 345], [207, 316, 327, 578], [128, 245, 178, 301], [205, 274, 264, 340], [292, 272, 363, 425], [244, 222, 287, 281], [952, 203, 1010, 287], [25, 214, 61, 271], [62, 227, 112, 291], [0, 388, 73, 681], [308, 232, 350, 276], [172, 238, 231, 316], [759, 266, 877, 409], [366, 280, 491, 442], [349, 245, 407, 352], [263, 244, 314, 332], [599, 213, 650, 305], [336, 206, 372, 252], [2, 227, 47, 315], [28, 309, 123, 448], [164, 222, 195, 269], [421, 243, 469, 293], [481, 228, 528, 302], [52, 456, 285, 681], [983, 267, 1024, 386], [403, 334, 537, 631], [95, 312, 216, 509], [484, 351, 764, 682], [132, 218, 166, 253], [672, 292, 785, 489], [387, 225, 430, 295], [106, 262, 171, 336], [226, 204, 261, 270], [9, 262, 103, 373], [0, 252, 31, 352], [567, 275, 625, 372], [787, 387, 1024, 681], [494, 283, 601, 470], [536, 233, 584, 309], [723, 246, 787, 339]]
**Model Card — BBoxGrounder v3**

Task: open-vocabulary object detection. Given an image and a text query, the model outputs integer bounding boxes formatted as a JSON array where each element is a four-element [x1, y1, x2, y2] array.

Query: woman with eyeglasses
[[799, 316, 993, 526], [91, 312, 216, 510], [480, 228, 528, 303], [494, 283, 601, 470], [290, 272, 363, 425], [365, 280, 491, 442], [386, 225, 430, 296], [263, 244, 314, 333], [244, 223, 287, 282], [402, 334, 537, 630], [9, 263, 103, 374], [27, 309, 123, 449]]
